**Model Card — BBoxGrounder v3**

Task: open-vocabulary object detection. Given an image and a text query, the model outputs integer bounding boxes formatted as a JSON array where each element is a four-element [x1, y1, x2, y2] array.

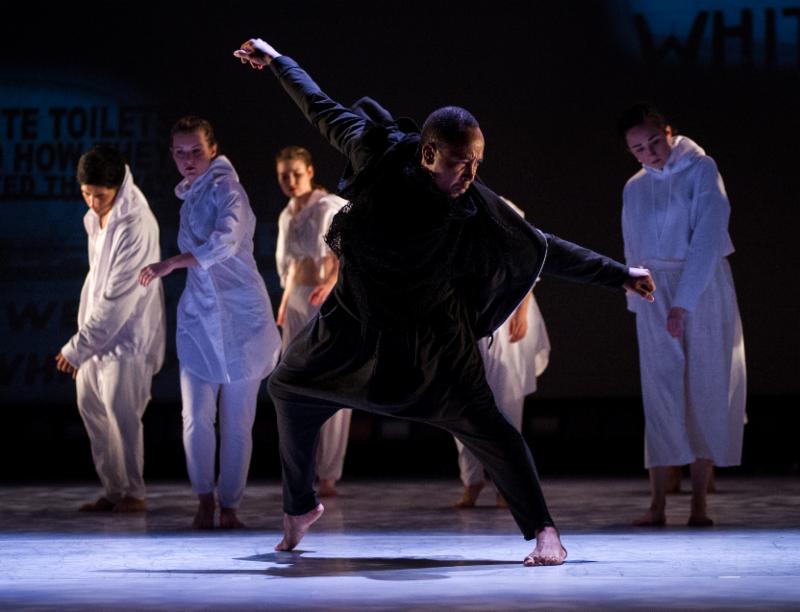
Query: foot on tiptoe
[[275, 503, 325, 551]]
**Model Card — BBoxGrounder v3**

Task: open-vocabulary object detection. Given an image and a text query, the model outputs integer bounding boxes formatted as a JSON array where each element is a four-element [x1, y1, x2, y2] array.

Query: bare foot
[[192, 493, 215, 530], [219, 507, 246, 529], [495, 492, 508, 508], [79, 497, 115, 512], [275, 503, 324, 551], [523, 526, 568, 566], [318, 479, 338, 497], [454, 482, 485, 508], [113, 496, 147, 513], [687, 514, 714, 527], [632, 509, 666, 527]]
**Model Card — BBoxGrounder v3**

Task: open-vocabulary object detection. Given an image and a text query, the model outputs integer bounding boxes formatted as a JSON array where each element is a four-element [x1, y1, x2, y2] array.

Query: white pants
[[180, 368, 262, 508], [283, 285, 351, 483], [454, 296, 548, 486], [636, 259, 746, 468], [316, 409, 352, 481], [455, 396, 524, 486], [76, 358, 153, 501]]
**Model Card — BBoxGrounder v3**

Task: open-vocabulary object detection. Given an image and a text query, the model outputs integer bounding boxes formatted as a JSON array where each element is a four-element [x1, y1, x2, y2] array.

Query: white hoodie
[[176, 155, 280, 383], [622, 135, 735, 312], [62, 166, 166, 370]]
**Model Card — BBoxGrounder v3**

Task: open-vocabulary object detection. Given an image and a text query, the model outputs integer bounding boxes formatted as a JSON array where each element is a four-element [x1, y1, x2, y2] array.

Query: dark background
[[1, 1, 798, 482]]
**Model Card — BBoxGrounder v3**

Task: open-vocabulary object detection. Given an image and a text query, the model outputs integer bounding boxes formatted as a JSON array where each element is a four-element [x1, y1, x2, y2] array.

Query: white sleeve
[[191, 180, 251, 270], [61, 224, 154, 366], [673, 158, 731, 312]]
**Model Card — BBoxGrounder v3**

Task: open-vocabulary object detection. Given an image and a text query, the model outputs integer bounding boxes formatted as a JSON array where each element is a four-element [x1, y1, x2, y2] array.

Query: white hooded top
[[622, 135, 735, 312], [61, 165, 166, 370], [275, 189, 346, 287], [176, 155, 280, 383]]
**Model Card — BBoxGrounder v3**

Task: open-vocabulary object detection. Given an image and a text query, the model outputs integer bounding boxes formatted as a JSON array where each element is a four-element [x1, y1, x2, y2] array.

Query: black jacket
[[270, 56, 629, 337]]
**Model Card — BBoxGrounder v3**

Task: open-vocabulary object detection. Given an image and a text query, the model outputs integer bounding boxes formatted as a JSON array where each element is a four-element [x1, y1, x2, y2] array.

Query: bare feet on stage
[[192, 493, 215, 530], [523, 526, 568, 566], [687, 514, 714, 527], [632, 508, 666, 526], [454, 481, 485, 508], [79, 497, 115, 512], [112, 496, 147, 513], [219, 507, 246, 529], [687, 497, 713, 527], [275, 503, 325, 551], [318, 479, 338, 497]]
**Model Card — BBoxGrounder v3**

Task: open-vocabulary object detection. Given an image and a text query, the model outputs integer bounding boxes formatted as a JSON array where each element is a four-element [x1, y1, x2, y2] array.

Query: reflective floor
[[1, 477, 799, 610]]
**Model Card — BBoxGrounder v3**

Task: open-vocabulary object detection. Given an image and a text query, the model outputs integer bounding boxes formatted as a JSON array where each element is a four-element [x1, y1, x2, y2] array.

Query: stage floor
[[1, 477, 799, 610]]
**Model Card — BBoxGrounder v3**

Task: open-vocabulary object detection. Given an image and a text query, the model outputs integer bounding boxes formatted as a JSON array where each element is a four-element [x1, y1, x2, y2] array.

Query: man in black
[[235, 38, 655, 566]]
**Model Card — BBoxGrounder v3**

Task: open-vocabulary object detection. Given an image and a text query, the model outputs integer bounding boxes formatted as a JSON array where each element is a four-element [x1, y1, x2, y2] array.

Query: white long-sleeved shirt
[[622, 135, 735, 312], [61, 166, 166, 370], [176, 155, 280, 383]]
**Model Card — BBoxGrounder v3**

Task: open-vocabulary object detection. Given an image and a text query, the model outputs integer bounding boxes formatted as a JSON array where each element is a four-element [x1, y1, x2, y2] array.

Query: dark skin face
[[420, 127, 485, 198]]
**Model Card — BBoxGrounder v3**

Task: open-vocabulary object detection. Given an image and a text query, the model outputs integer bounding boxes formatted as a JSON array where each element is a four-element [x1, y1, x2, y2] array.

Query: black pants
[[267, 297, 554, 540]]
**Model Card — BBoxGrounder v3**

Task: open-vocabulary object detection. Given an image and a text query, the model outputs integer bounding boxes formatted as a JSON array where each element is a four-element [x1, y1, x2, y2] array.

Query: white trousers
[[283, 285, 351, 483], [456, 396, 524, 486], [316, 408, 352, 481], [455, 296, 549, 487], [636, 259, 746, 468], [76, 358, 153, 501], [180, 368, 261, 508]]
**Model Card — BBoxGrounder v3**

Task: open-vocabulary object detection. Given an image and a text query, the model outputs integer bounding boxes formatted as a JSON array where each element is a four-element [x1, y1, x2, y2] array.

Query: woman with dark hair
[[619, 104, 746, 527], [139, 116, 281, 529], [58, 144, 166, 513], [274, 146, 350, 497]]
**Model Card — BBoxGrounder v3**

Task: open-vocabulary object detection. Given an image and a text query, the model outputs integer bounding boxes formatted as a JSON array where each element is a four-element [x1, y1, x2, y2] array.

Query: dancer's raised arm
[[235, 38, 384, 176]]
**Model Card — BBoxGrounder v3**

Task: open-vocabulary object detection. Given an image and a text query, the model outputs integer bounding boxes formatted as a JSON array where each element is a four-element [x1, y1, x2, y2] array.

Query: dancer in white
[[619, 104, 746, 527], [139, 116, 281, 529], [57, 144, 166, 513], [275, 146, 351, 497], [454, 200, 550, 508]]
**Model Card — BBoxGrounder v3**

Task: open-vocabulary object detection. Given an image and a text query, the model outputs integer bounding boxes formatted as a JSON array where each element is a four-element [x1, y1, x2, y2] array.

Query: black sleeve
[[270, 56, 379, 176], [541, 233, 630, 288]]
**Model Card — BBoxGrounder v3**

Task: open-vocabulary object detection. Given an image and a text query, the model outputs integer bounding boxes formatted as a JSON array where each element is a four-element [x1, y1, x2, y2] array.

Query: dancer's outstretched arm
[[235, 38, 383, 176], [541, 233, 655, 301]]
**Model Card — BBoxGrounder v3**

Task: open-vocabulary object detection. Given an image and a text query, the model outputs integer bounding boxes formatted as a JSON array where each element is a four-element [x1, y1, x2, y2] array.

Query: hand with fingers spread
[[233, 38, 281, 69]]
